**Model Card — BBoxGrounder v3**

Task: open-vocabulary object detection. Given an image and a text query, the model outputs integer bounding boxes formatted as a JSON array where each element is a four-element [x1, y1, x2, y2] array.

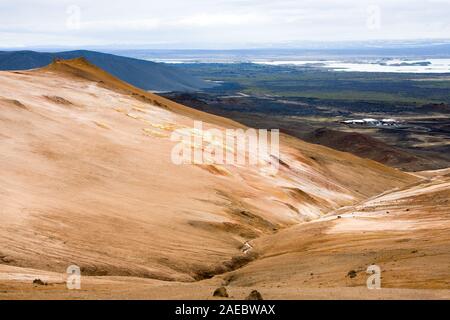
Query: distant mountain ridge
[[0, 50, 213, 92]]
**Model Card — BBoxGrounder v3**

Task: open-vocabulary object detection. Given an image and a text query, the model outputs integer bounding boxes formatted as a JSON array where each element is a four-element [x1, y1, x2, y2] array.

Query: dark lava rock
[[33, 279, 47, 286], [246, 290, 263, 300], [213, 286, 229, 298], [347, 270, 357, 278]]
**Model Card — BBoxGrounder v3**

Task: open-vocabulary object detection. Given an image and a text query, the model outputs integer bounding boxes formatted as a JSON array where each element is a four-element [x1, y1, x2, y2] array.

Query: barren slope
[[0, 59, 422, 298], [2, 170, 449, 300], [221, 171, 450, 296]]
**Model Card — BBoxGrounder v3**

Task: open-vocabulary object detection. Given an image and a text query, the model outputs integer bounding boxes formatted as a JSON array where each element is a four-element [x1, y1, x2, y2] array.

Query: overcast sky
[[1, 0, 450, 48]]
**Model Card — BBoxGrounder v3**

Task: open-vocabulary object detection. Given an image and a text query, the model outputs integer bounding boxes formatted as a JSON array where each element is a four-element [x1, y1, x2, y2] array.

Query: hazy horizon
[[2, 39, 450, 52]]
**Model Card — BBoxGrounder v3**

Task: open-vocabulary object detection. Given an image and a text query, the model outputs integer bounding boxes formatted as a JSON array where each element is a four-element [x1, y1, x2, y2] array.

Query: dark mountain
[[0, 50, 213, 92]]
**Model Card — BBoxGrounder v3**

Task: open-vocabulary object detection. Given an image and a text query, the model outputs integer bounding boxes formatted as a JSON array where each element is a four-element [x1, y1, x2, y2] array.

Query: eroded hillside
[[223, 171, 450, 295], [1, 59, 442, 299]]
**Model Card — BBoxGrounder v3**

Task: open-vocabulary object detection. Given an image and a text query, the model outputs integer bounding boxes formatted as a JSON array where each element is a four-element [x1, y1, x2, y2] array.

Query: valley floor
[[1, 266, 449, 300]]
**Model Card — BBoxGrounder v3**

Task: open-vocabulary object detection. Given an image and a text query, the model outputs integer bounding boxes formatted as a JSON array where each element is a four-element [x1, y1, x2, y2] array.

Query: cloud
[[1, 0, 449, 48], [175, 13, 268, 27], [82, 19, 161, 31]]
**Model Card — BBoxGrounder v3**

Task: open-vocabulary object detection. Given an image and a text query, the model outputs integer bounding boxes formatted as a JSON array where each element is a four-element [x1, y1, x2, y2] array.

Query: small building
[[342, 119, 365, 125], [381, 118, 397, 125], [362, 118, 378, 124], [341, 118, 399, 127]]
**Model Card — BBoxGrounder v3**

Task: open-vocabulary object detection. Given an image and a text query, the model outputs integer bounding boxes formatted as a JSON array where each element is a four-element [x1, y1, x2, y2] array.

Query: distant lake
[[146, 57, 450, 73], [115, 48, 450, 74], [253, 59, 450, 73]]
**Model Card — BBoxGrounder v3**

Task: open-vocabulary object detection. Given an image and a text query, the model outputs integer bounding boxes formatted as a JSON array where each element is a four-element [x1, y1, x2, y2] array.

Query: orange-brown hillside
[[1, 58, 447, 299], [43, 58, 243, 129]]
